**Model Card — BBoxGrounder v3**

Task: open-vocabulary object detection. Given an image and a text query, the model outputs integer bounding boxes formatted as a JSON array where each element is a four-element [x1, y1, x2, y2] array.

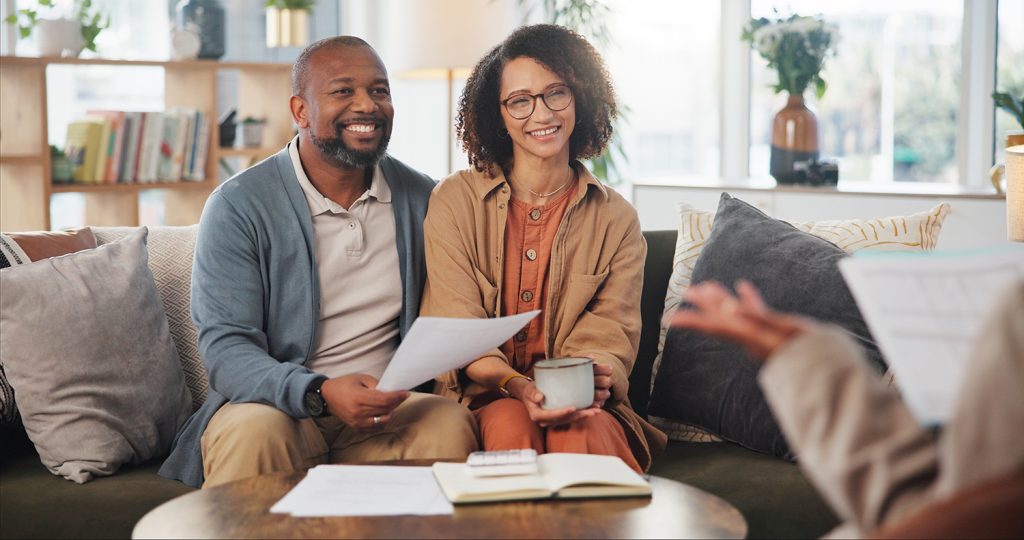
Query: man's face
[[296, 46, 394, 168]]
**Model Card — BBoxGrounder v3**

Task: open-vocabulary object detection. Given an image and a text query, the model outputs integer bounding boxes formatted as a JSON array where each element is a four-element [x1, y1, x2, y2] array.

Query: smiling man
[[158, 37, 479, 489]]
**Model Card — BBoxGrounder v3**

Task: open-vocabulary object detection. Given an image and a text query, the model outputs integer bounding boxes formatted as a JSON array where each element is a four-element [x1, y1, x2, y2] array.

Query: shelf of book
[[0, 55, 293, 231]]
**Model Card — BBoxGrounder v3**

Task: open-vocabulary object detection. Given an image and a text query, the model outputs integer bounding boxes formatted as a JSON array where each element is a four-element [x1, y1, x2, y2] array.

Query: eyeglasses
[[501, 85, 574, 120]]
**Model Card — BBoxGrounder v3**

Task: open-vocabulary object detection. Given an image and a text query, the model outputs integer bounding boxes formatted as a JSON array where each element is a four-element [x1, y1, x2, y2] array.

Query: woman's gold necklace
[[517, 169, 575, 198]]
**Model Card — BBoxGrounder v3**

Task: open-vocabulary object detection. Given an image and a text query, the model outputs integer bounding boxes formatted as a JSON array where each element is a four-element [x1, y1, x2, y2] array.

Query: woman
[[421, 24, 666, 472]]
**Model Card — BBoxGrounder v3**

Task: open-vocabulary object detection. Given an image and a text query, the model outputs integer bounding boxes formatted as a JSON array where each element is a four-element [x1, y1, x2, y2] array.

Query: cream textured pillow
[[649, 200, 951, 442]]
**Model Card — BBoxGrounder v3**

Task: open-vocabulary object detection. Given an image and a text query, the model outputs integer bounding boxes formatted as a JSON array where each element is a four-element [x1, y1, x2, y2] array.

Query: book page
[[271, 465, 452, 516], [431, 461, 551, 503], [539, 453, 650, 497], [839, 249, 1024, 425]]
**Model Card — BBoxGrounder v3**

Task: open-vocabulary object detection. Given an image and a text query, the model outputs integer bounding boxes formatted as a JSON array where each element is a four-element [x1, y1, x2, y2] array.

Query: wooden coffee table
[[133, 468, 747, 539]]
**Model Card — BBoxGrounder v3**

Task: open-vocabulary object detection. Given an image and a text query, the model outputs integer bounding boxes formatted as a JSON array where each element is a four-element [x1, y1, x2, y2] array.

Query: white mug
[[533, 357, 594, 410]]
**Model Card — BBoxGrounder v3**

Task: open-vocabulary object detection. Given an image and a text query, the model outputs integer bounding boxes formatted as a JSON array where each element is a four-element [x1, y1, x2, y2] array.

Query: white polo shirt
[[288, 137, 402, 380]]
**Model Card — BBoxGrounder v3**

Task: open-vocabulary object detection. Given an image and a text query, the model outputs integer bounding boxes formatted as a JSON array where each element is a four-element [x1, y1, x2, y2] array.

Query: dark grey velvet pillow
[[648, 193, 886, 459]]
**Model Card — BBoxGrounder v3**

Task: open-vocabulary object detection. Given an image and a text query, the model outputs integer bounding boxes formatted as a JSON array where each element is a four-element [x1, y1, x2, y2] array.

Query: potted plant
[[236, 117, 267, 149], [743, 13, 837, 184], [265, 0, 314, 48], [4, 0, 107, 57]]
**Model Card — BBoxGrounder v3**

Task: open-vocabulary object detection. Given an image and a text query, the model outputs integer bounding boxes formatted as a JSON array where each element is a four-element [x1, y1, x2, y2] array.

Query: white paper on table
[[270, 465, 453, 516], [375, 310, 540, 391], [839, 248, 1024, 426]]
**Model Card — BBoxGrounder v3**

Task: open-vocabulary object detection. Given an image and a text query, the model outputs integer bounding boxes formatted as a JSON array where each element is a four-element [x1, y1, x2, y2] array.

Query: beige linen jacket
[[421, 164, 667, 471], [760, 281, 1024, 537]]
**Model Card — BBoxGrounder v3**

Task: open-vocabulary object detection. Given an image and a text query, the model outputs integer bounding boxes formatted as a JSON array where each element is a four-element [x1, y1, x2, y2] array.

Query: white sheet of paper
[[375, 310, 540, 391], [270, 465, 453, 517], [839, 249, 1024, 425]]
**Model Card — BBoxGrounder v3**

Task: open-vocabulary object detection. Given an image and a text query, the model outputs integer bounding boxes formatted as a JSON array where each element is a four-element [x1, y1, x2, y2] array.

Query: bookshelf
[[0, 56, 294, 231]]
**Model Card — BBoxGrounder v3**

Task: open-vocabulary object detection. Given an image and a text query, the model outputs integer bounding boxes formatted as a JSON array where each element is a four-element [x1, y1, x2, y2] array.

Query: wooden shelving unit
[[0, 56, 294, 231]]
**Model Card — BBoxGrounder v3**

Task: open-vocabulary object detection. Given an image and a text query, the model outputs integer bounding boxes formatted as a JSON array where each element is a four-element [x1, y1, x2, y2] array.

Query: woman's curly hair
[[456, 24, 618, 172]]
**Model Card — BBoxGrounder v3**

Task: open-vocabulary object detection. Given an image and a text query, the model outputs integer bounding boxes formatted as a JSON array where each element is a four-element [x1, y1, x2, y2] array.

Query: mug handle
[[989, 163, 1006, 195]]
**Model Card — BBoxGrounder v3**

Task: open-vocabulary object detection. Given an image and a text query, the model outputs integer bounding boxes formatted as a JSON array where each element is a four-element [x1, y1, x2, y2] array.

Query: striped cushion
[[649, 201, 951, 442]]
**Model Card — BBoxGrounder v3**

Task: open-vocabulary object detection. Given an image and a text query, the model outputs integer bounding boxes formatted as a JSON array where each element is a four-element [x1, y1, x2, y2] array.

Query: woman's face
[[498, 56, 575, 164]]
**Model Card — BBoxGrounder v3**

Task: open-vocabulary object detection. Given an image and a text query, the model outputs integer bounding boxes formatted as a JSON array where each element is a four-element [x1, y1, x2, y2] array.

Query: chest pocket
[[562, 269, 610, 322]]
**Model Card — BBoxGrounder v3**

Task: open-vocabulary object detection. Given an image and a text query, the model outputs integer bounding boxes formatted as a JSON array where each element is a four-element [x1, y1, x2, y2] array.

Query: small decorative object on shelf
[[743, 12, 837, 185], [237, 117, 267, 149], [4, 0, 108, 57], [50, 144, 73, 184], [265, 0, 313, 48], [176, 0, 225, 60], [989, 91, 1024, 194], [170, 23, 202, 61]]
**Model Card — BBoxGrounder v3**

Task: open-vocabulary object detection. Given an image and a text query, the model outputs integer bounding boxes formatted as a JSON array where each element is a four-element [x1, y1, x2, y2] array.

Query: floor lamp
[[385, 0, 517, 174]]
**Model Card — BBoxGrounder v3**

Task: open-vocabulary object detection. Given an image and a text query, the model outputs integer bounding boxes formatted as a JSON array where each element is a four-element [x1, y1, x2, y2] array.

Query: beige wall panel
[[0, 64, 45, 157], [83, 192, 138, 226], [0, 163, 47, 231]]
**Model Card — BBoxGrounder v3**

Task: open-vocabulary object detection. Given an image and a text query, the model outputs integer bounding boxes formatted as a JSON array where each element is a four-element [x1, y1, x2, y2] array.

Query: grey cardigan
[[158, 149, 435, 487]]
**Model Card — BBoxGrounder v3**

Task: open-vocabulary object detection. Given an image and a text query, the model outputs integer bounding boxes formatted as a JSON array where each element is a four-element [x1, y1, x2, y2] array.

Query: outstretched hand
[[320, 374, 409, 432], [668, 280, 809, 361]]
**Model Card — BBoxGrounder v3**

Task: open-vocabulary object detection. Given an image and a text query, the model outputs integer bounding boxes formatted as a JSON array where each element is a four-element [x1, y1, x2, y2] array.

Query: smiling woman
[[421, 24, 667, 473]]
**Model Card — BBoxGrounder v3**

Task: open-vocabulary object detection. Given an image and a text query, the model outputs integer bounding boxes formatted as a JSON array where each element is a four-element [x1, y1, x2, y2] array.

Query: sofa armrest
[[629, 229, 677, 418]]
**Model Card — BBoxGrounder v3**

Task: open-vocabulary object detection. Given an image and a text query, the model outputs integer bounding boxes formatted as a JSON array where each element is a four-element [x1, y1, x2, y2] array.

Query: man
[[159, 37, 479, 489], [670, 279, 1024, 537]]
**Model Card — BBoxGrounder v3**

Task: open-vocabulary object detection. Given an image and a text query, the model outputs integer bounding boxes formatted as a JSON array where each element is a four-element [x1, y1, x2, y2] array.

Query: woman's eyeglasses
[[501, 85, 573, 120]]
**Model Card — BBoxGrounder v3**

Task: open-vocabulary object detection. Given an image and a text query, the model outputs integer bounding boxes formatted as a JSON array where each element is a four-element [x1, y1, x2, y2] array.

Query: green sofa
[[0, 228, 838, 539]]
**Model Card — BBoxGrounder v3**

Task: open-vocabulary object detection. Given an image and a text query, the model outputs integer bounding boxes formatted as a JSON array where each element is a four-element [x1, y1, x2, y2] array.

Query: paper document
[[839, 249, 1024, 425], [270, 465, 453, 517], [376, 310, 540, 391]]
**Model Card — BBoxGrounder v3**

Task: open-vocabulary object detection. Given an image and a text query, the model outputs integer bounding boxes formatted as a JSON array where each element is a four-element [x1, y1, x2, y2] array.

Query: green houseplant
[[4, 0, 107, 55], [992, 91, 1024, 131]]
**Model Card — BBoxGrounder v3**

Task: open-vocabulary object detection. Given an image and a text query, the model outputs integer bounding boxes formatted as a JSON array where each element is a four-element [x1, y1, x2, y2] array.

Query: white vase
[[37, 18, 83, 57]]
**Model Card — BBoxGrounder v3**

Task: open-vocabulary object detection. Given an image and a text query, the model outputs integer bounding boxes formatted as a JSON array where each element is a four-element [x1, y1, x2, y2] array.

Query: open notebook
[[432, 453, 651, 504]]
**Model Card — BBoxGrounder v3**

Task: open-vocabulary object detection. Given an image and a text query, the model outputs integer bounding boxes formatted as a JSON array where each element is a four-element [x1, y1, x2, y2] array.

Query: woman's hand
[[668, 280, 809, 361], [506, 377, 600, 428], [591, 362, 613, 409]]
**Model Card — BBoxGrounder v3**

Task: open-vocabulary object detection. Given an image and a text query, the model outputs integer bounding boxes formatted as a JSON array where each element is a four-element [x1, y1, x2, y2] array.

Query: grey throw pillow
[[0, 227, 191, 483], [648, 193, 886, 459]]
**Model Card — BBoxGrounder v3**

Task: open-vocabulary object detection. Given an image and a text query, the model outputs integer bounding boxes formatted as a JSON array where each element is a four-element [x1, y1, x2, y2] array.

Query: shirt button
[[501, 186, 508, 193], [515, 330, 527, 342], [499, 203, 506, 209], [521, 290, 534, 302], [525, 248, 537, 261], [348, 222, 356, 229], [529, 209, 542, 221]]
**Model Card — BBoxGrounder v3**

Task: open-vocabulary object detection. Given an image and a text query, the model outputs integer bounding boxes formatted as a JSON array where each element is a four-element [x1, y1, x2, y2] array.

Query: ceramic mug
[[533, 357, 594, 410]]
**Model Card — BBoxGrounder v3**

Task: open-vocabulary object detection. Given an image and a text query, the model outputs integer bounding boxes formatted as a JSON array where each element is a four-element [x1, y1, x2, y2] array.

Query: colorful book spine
[[64, 119, 106, 184]]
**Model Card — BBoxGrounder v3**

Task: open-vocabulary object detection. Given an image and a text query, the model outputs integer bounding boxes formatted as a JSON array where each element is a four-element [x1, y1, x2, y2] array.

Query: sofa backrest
[[630, 229, 677, 419], [93, 226, 208, 411], [91, 226, 678, 417]]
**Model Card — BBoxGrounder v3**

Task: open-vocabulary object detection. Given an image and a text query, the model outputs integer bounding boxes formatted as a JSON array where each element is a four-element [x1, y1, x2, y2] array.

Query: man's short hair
[[291, 36, 374, 97]]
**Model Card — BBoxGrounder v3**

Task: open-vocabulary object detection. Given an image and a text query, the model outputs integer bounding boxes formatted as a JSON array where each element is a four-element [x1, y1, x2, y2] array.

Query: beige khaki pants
[[200, 392, 479, 488]]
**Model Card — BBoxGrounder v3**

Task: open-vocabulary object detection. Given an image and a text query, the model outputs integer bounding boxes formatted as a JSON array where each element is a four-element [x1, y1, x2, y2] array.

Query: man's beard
[[310, 124, 390, 168]]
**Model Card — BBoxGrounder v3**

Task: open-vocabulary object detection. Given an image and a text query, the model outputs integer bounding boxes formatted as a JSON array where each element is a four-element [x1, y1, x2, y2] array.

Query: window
[[599, 0, 720, 182], [995, 0, 1024, 164], [750, 0, 963, 184]]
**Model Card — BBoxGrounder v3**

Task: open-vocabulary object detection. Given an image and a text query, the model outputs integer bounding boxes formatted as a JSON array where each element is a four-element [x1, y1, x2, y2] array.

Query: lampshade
[[381, 0, 518, 76], [1008, 144, 1024, 242]]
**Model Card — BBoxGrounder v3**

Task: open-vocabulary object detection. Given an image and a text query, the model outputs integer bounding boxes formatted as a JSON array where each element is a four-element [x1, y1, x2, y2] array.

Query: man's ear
[[290, 95, 309, 128]]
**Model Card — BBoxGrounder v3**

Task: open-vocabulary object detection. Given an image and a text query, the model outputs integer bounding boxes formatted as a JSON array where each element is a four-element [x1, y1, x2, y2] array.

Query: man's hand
[[668, 280, 810, 361], [320, 374, 409, 431], [506, 377, 600, 428]]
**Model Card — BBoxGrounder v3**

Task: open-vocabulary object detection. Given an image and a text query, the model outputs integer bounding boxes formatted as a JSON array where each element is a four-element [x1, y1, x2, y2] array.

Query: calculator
[[466, 449, 539, 477]]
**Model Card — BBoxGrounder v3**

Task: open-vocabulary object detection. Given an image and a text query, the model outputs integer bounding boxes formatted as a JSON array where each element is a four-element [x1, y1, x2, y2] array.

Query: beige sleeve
[[758, 326, 939, 532], [937, 280, 1024, 496]]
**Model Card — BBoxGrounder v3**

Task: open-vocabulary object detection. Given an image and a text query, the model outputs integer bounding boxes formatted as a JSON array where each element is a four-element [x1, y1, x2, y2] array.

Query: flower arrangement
[[742, 13, 837, 99]]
